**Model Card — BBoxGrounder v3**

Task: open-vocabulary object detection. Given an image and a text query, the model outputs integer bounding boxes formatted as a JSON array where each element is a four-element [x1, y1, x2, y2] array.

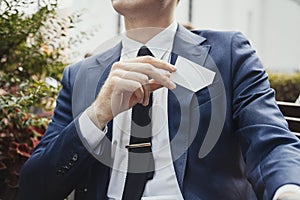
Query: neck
[[125, 21, 174, 44], [124, 14, 174, 44]]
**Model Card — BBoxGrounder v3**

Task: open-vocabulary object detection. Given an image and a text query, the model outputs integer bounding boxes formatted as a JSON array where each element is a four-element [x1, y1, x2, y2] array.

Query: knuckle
[[111, 63, 118, 70], [111, 69, 121, 76], [132, 82, 142, 90], [110, 76, 120, 85], [162, 62, 169, 69], [141, 74, 148, 83], [144, 56, 154, 62], [161, 75, 169, 83], [145, 63, 155, 73], [112, 61, 122, 70]]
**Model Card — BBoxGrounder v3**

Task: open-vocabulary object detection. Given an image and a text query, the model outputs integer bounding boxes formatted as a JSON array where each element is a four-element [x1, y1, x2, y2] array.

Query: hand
[[86, 56, 177, 129], [277, 190, 300, 200]]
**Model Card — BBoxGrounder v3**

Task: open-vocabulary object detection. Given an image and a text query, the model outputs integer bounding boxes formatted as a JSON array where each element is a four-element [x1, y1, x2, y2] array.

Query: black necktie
[[122, 46, 155, 200]]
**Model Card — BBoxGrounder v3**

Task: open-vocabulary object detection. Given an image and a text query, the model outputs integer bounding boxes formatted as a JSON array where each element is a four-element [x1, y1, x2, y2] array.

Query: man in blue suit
[[19, 0, 300, 199]]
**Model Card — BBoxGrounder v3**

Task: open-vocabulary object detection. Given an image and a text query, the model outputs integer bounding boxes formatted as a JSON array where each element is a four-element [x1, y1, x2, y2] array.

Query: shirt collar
[[121, 21, 178, 59]]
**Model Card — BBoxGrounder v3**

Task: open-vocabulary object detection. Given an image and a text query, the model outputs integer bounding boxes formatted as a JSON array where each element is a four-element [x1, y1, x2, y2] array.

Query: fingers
[[148, 74, 171, 92], [142, 82, 150, 106], [112, 60, 176, 90], [111, 76, 160, 106], [110, 58, 176, 106], [112, 70, 149, 89], [111, 70, 149, 104], [112, 77, 145, 103], [149, 80, 164, 92], [125, 56, 176, 73]]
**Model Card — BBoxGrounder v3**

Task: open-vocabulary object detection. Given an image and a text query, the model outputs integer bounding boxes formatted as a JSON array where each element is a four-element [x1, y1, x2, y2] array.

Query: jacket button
[[57, 169, 64, 175], [72, 153, 78, 161], [63, 165, 70, 170]]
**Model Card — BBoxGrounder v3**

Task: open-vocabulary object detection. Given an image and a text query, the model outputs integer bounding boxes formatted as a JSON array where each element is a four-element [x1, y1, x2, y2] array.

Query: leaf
[[30, 137, 40, 149], [28, 125, 44, 137], [16, 143, 31, 158]]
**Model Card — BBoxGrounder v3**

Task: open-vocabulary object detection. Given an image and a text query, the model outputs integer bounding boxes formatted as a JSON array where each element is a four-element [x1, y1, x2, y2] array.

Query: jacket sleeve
[[231, 32, 300, 200], [19, 65, 102, 199]]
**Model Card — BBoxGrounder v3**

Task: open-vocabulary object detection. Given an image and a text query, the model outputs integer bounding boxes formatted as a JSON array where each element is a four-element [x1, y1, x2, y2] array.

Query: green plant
[[0, 0, 92, 199], [0, 0, 86, 81], [268, 72, 300, 102], [0, 73, 60, 199]]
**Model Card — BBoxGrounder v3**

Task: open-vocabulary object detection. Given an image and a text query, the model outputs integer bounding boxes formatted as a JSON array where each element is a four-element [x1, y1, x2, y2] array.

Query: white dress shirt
[[79, 21, 183, 200]]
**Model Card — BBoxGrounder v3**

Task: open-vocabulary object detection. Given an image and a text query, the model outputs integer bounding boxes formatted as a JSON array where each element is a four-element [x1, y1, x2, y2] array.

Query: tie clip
[[125, 142, 151, 149]]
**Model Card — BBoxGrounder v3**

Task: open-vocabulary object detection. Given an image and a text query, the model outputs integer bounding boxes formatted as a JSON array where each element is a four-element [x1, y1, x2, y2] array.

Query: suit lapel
[[94, 43, 122, 95], [169, 25, 211, 190], [172, 25, 210, 66]]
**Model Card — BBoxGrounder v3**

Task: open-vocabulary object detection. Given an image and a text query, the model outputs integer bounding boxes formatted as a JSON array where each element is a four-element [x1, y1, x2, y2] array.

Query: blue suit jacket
[[19, 25, 300, 200]]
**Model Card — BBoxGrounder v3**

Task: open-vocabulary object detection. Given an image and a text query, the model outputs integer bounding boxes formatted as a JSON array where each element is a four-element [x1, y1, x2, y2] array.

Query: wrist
[[86, 105, 110, 130]]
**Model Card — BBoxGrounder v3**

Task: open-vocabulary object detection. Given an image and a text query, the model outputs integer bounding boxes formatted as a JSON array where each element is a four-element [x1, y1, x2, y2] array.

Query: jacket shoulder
[[193, 30, 252, 49], [193, 29, 240, 42], [62, 53, 104, 88]]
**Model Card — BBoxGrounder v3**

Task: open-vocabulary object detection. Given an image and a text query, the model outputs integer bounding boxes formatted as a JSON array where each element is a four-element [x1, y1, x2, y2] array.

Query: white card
[[170, 56, 215, 92]]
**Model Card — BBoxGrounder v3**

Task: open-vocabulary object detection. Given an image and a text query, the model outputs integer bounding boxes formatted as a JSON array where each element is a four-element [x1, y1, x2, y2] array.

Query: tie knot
[[137, 45, 154, 57]]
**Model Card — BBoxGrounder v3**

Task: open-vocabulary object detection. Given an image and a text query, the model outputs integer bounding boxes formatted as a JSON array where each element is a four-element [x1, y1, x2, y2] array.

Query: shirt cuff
[[78, 110, 108, 151], [273, 184, 300, 200]]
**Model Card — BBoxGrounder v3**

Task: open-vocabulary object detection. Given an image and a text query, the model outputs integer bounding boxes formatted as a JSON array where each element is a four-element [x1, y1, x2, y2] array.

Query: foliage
[[268, 72, 300, 102], [0, 0, 84, 81], [0, 73, 60, 199], [0, 0, 91, 198]]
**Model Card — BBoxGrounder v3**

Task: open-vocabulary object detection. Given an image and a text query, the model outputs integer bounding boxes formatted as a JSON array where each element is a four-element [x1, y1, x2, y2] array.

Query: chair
[[277, 101, 300, 139]]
